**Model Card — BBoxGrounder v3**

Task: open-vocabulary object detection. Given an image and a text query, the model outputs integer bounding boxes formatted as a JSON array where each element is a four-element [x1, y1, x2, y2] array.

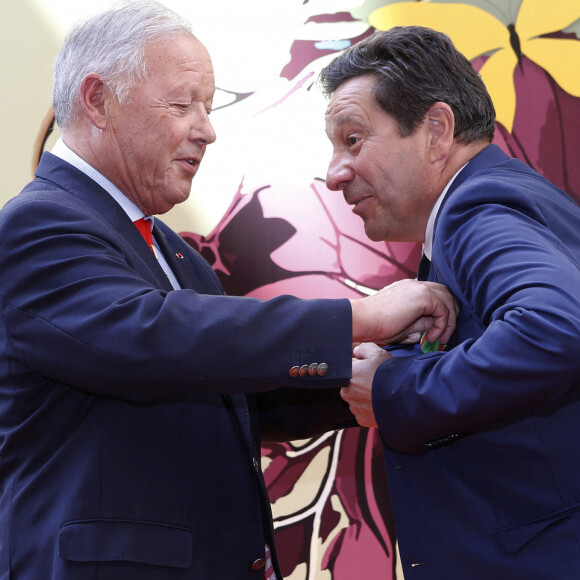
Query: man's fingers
[[352, 341, 384, 360], [423, 282, 458, 345], [401, 331, 422, 344], [350, 278, 458, 346]]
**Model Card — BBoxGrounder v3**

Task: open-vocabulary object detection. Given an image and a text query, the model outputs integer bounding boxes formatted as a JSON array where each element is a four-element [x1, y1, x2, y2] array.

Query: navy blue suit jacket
[[0, 153, 354, 579], [374, 145, 580, 579]]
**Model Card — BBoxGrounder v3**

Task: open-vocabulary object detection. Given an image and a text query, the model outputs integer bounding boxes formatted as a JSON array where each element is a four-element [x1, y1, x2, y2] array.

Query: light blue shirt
[[51, 138, 181, 289]]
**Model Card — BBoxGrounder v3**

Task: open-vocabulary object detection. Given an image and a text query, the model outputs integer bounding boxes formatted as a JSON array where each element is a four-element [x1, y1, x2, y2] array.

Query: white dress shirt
[[422, 163, 467, 261]]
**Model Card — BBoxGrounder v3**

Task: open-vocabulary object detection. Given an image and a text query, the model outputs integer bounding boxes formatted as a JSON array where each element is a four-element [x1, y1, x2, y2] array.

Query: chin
[[165, 188, 192, 210], [363, 225, 385, 243]]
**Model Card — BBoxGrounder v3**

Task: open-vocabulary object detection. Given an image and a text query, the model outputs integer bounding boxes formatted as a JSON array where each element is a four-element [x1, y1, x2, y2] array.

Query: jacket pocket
[[493, 502, 580, 554], [59, 519, 192, 568]]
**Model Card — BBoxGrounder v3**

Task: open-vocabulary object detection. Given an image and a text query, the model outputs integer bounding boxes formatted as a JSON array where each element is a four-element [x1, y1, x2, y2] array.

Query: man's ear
[[79, 74, 109, 130], [426, 102, 454, 162]]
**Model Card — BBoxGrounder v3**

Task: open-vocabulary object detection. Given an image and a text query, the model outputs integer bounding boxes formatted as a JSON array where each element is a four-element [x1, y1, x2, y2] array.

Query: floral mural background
[[17, 0, 580, 578]]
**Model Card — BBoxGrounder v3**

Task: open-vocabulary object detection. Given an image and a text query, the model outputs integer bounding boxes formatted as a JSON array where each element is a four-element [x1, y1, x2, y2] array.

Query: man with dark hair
[[322, 26, 580, 579]]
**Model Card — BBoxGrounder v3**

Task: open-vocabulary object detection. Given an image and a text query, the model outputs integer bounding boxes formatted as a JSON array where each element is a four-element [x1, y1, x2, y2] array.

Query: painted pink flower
[[181, 179, 421, 300]]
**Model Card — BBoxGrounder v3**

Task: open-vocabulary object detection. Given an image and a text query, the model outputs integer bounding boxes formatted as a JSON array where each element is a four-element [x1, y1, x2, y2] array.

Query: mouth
[[346, 192, 372, 209], [176, 157, 201, 174]]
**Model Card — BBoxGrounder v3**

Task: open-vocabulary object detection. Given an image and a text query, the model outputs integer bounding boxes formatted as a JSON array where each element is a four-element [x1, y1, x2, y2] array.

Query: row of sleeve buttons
[[423, 433, 460, 449], [288, 362, 329, 377]]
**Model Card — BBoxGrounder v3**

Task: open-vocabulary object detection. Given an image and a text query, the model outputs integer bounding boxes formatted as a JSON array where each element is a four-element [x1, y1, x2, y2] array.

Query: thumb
[[353, 342, 383, 360]]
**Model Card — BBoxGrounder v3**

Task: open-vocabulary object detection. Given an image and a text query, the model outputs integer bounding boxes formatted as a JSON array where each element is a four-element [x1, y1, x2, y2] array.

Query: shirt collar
[[422, 163, 467, 260], [51, 138, 151, 225]]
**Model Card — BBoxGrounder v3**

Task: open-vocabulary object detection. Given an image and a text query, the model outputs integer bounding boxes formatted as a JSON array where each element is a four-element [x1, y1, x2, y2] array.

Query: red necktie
[[134, 218, 157, 257]]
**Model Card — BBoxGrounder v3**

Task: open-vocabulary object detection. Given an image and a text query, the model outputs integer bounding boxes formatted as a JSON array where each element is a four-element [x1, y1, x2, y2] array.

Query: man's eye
[[173, 103, 189, 111], [347, 135, 360, 146]]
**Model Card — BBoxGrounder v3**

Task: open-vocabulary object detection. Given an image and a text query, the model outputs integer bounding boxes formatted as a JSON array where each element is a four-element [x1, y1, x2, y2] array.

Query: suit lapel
[[429, 145, 510, 283], [36, 153, 172, 290], [129, 223, 175, 291], [152, 218, 225, 295], [152, 224, 213, 293]]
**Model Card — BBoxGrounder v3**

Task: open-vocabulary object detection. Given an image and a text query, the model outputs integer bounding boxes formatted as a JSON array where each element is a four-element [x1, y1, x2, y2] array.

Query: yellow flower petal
[[369, 2, 508, 60], [479, 48, 518, 132], [516, 0, 580, 39]]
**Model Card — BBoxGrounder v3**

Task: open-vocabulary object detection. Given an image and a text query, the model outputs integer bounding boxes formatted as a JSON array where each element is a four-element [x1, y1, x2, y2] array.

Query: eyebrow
[[328, 116, 369, 143], [326, 114, 368, 130]]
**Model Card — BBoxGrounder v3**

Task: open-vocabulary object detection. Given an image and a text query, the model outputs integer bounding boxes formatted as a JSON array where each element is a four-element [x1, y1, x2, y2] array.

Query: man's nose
[[190, 106, 217, 145], [326, 154, 352, 191]]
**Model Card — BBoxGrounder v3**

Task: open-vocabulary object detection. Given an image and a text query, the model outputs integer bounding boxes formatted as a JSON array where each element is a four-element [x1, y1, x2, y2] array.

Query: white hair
[[53, 0, 193, 129]]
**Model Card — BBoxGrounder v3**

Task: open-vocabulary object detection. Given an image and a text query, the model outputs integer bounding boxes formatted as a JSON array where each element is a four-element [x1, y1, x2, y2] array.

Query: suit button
[[299, 364, 309, 377], [289, 366, 300, 377], [251, 558, 266, 571], [317, 363, 329, 376], [308, 363, 318, 376]]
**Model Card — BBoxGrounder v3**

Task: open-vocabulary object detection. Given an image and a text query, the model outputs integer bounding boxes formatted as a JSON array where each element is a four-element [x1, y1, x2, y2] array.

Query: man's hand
[[341, 343, 391, 428], [350, 279, 457, 346]]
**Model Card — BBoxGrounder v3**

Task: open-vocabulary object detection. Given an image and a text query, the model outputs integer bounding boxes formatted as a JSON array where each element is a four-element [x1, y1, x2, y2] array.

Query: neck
[[432, 139, 487, 196], [445, 139, 488, 177]]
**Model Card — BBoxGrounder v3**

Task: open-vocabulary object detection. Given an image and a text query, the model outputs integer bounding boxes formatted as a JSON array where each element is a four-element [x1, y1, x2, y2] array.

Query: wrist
[[349, 298, 365, 343]]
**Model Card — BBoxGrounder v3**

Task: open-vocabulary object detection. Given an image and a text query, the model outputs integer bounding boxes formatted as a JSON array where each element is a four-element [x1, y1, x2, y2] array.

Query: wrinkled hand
[[341, 343, 392, 428], [350, 279, 457, 346]]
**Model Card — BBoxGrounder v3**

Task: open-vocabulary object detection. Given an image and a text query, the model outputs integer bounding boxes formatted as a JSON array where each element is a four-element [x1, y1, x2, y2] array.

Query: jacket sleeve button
[[317, 362, 329, 376], [308, 363, 319, 376], [299, 364, 309, 377], [289, 366, 300, 377]]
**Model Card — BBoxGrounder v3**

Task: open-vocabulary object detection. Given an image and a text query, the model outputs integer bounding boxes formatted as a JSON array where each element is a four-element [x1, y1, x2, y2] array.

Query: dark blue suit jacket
[[373, 146, 580, 579], [0, 153, 354, 579]]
